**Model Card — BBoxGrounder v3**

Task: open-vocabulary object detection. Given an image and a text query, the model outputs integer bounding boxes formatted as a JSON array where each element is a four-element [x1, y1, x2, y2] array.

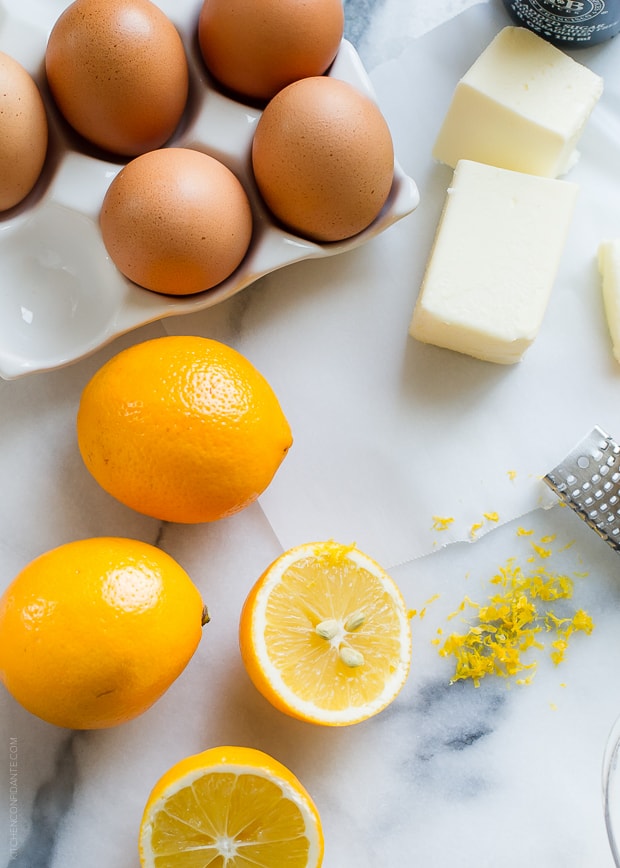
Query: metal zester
[[543, 425, 620, 552]]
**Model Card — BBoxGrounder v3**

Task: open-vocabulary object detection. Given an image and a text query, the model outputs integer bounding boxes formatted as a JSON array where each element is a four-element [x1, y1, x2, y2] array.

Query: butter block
[[433, 26, 603, 178], [598, 240, 620, 364], [409, 160, 578, 364]]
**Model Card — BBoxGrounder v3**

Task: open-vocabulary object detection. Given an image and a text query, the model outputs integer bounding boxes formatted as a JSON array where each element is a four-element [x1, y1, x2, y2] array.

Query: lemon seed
[[339, 646, 365, 668], [315, 619, 339, 640], [344, 610, 365, 632]]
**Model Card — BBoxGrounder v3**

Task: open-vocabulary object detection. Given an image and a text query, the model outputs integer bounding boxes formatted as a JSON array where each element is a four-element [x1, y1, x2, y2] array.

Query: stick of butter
[[433, 26, 603, 178], [598, 240, 620, 364], [409, 160, 578, 365]]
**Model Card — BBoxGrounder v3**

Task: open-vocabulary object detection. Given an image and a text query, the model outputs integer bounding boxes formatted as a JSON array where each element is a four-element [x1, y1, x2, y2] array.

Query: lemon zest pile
[[438, 537, 594, 687]]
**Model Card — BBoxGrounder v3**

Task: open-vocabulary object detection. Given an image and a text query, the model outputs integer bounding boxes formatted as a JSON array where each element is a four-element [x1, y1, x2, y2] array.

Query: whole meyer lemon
[[0, 537, 208, 730], [77, 336, 293, 523]]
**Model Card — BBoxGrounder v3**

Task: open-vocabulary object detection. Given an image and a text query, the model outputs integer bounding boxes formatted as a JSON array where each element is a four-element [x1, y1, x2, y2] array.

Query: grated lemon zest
[[508, 470, 517, 481], [409, 593, 441, 622], [316, 540, 358, 566], [470, 512, 500, 539], [438, 535, 594, 687], [531, 543, 552, 559], [573, 610, 594, 633], [447, 596, 477, 620], [432, 516, 454, 531]]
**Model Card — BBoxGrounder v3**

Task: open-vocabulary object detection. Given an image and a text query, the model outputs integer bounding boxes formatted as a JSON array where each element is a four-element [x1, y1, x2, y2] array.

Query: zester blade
[[543, 425, 620, 552]]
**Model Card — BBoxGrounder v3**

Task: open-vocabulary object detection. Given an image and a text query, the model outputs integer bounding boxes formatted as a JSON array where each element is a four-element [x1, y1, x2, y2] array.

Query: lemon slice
[[239, 541, 412, 726], [139, 745, 323, 868]]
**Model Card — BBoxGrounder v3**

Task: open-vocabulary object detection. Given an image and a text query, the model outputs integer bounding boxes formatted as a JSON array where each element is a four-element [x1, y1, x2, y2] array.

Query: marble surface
[[2, 1, 620, 866]]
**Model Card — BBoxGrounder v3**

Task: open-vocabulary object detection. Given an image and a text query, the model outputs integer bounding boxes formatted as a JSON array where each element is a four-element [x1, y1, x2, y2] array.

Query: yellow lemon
[[239, 540, 412, 726], [0, 537, 208, 729], [77, 335, 292, 523], [139, 745, 324, 868]]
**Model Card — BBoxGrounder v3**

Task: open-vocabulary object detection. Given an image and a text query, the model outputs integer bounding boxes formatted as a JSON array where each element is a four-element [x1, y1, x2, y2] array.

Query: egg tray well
[[0, 0, 420, 380]]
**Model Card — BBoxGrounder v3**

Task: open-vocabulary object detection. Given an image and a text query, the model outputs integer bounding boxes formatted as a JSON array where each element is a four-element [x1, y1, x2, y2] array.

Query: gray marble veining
[[10, 735, 78, 868], [343, 0, 382, 45]]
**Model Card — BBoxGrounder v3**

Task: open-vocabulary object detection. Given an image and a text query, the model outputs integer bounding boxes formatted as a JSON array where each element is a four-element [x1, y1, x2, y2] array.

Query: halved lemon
[[239, 540, 412, 726], [139, 745, 323, 868]]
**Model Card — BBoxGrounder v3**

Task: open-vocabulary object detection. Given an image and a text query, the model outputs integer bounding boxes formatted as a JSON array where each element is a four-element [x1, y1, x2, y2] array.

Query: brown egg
[[45, 0, 188, 156], [251, 76, 395, 242], [100, 148, 253, 295], [0, 52, 48, 211], [198, 0, 344, 101]]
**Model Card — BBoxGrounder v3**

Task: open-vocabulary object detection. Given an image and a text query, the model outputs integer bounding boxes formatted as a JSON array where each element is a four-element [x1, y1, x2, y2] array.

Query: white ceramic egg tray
[[0, 0, 419, 380]]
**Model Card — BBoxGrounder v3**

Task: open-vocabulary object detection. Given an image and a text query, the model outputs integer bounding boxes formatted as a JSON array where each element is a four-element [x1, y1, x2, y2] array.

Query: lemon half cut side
[[239, 540, 412, 726], [139, 745, 324, 868]]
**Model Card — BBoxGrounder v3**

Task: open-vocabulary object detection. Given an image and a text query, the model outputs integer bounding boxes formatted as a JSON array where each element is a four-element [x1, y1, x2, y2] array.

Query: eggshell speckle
[[45, 0, 188, 156], [198, 0, 344, 101], [100, 148, 253, 295], [252, 76, 395, 242], [0, 52, 48, 211]]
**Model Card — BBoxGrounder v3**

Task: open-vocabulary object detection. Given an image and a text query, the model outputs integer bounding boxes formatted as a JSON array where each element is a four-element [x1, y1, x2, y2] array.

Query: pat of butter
[[433, 26, 603, 178], [598, 240, 620, 364], [409, 160, 578, 365]]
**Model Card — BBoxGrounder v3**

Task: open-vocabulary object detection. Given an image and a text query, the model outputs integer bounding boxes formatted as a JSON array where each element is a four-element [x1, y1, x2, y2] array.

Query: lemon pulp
[[263, 544, 408, 712], [148, 771, 311, 867]]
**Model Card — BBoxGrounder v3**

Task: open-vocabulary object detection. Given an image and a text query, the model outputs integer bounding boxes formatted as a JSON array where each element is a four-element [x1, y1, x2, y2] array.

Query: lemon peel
[[409, 594, 441, 622], [432, 516, 455, 532], [438, 532, 594, 687]]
